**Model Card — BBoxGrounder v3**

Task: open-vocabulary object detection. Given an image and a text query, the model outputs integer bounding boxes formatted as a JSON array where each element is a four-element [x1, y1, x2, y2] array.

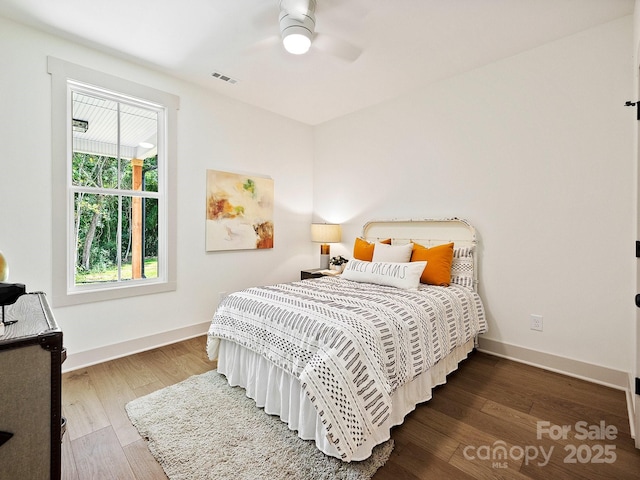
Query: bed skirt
[[216, 338, 475, 462]]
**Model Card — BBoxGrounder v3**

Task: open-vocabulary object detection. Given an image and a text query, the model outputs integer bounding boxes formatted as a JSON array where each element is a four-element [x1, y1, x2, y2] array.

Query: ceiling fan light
[[279, 3, 315, 56], [283, 31, 312, 55]]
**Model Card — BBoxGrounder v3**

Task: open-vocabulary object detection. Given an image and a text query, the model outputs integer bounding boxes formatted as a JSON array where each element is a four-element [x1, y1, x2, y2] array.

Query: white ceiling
[[0, 0, 634, 125]]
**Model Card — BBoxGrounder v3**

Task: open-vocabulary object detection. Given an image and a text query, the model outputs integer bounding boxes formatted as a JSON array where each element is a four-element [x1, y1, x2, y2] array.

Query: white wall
[[315, 16, 636, 377], [0, 17, 315, 369], [1, 13, 635, 381]]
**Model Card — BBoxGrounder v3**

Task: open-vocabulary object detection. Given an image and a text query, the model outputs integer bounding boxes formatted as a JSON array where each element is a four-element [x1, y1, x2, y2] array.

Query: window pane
[[142, 156, 159, 193], [121, 196, 159, 281], [143, 197, 159, 279], [72, 92, 119, 168], [71, 94, 161, 286], [74, 192, 119, 284], [72, 152, 118, 188], [122, 155, 158, 192], [120, 158, 132, 191], [120, 156, 158, 192], [119, 195, 132, 281], [120, 103, 158, 192]]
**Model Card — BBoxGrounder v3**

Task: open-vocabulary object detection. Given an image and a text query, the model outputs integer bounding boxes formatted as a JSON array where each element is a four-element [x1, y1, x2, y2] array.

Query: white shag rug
[[126, 370, 393, 480]]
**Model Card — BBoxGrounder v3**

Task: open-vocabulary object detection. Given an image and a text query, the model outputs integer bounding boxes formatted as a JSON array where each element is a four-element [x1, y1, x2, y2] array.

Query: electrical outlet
[[530, 314, 543, 332]]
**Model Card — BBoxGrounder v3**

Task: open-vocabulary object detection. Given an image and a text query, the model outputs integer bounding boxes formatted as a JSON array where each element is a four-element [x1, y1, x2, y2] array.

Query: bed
[[207, 218, 487, 462]]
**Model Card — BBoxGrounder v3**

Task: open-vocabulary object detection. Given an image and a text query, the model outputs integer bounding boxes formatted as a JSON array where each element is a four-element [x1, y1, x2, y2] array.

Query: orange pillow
[[353, 237, 391, 261], [411, 242, 454, 286]]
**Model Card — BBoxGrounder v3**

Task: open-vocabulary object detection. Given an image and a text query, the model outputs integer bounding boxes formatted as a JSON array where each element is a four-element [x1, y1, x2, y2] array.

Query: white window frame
[[48, 57, 179, 306]]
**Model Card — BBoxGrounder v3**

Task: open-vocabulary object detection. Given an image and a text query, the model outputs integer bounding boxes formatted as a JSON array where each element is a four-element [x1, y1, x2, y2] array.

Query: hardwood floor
[[61, 337, 640, 479]]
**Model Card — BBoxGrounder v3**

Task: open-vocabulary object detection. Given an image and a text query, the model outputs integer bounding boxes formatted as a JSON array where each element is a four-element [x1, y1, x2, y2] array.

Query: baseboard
[[477, 338, 637, 443], [627, 373, 636, 440], [477, 338, 629, 390], [62, 321, 211, 373]]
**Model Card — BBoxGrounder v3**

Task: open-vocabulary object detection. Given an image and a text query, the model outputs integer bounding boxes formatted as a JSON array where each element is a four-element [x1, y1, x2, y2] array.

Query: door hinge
[[636, 241, 640, 258], [625, 101, 640, 120], [636, 377, 640, 396]]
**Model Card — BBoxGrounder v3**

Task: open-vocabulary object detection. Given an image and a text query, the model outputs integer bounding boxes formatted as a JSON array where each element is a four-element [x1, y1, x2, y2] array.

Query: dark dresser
[[0, 292, 64, 480]]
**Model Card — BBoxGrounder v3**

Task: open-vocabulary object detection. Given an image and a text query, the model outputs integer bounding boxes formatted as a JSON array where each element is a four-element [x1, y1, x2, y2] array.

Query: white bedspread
[[207, 276, 486, 461]]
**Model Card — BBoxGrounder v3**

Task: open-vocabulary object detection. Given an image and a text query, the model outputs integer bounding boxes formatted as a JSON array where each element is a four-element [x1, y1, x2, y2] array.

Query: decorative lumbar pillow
[[371, 242, 413, 263], [353, 237, 391, 261], [451, 245, 475, 290], [411, 242, 454, 286], [341, 259, 427, 290]]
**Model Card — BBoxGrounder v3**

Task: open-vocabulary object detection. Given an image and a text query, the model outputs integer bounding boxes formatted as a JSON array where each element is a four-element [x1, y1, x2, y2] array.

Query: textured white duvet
[[207, 276, 487, 461]]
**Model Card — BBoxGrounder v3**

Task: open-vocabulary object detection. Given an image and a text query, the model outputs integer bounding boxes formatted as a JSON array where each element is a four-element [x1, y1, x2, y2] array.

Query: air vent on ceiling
[[211, 72, 238, 85]]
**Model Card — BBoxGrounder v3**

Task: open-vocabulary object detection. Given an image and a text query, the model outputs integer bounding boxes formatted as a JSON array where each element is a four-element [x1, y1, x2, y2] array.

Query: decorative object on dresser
[[310, 223, 341, 269], [0, 282, 26, 327], [0, 251, 8, 281], [0, 292, 65, 480], [126, 369, 392, 480]]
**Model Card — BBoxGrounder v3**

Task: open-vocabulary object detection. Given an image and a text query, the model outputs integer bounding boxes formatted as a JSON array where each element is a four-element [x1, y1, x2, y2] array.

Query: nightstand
[[300, 268, 333, 280]]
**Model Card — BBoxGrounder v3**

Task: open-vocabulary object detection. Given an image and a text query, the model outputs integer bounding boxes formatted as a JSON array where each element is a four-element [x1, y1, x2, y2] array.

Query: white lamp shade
[[311, 224, 342, 243]]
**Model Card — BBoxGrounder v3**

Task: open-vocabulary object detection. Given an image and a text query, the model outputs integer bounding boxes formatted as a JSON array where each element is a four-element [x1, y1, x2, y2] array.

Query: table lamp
[[311, 223, 341, 269]]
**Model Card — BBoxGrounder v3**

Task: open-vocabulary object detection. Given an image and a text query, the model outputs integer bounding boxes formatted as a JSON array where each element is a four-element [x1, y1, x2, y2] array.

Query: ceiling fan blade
[[313, 33, 362, 62], [317, 0, 380, 18], [252, 4, 278, 31], [244, 35, 282, 56]]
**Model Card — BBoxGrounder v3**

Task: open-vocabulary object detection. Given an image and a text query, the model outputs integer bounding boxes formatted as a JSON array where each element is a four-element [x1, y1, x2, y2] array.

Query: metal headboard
[[362, 218, 478, 290]]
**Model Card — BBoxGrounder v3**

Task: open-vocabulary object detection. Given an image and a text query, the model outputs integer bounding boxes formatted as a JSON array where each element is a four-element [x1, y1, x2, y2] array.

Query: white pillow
[[371, 242, 413, 263], [451, 246, 475, 290], [341, 260, 427, 290]]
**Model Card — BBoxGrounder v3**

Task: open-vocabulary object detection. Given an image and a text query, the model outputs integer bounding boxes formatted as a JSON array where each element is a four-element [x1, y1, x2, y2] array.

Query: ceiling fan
[[279, 0, 317, 54], [250, 0, 364, 62]]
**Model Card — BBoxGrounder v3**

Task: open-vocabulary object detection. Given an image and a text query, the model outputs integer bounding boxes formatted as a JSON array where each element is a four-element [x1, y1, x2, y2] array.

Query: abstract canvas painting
[[205, 170, 274, 251]]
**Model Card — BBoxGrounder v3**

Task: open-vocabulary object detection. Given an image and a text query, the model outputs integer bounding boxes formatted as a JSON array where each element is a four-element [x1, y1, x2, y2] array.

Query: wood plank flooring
[[61, 337, 640, 479]]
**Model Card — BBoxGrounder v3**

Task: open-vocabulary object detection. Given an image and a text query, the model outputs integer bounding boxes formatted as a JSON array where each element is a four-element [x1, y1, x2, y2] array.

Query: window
[[48, 58, 179, 306]]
